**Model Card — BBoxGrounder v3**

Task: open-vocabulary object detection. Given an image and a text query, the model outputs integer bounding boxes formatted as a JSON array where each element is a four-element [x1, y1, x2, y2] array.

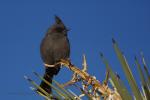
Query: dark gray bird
[[38, 16, 70, 94]]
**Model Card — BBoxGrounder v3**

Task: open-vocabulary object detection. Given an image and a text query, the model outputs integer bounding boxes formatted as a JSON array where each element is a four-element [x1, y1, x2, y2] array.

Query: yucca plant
[[25, 39, 150, 100]]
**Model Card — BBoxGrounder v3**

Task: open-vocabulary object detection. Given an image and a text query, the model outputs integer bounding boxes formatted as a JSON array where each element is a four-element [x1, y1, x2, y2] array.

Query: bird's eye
[[56, 27, 63, 32]]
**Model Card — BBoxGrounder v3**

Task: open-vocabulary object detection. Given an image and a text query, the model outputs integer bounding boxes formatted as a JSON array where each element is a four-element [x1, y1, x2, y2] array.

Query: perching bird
[[38, 16, 70, 94]]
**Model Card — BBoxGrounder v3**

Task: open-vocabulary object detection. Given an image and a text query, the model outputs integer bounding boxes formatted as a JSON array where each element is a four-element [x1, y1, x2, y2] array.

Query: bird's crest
[[55, 15, 63, 24]]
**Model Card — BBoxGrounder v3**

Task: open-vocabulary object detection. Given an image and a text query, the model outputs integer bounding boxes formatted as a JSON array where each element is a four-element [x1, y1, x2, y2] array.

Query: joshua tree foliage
[[25, 39, 150, 100]]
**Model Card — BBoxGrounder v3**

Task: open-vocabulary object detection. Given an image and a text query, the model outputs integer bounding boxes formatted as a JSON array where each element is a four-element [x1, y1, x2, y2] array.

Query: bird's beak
[[66, 29, 70, 32], [63, 29, 69, 33], [66, 27, 70, 32]]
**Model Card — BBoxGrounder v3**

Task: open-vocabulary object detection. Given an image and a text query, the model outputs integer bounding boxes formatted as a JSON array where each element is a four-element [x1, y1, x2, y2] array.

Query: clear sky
[[0, 0, 150, 99]]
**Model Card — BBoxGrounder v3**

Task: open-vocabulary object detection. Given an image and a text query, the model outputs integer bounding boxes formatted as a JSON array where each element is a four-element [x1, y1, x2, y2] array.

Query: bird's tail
[[38, 68, 54, 94], [38, 65, 60, 94]]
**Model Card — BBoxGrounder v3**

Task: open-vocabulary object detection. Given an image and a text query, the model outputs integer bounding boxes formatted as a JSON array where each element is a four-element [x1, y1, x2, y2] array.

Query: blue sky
[[0, 0, 150, 99]]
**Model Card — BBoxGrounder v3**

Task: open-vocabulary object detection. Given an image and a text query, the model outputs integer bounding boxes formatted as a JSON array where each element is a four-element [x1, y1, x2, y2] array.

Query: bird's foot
[[44, 63, 56, 68]]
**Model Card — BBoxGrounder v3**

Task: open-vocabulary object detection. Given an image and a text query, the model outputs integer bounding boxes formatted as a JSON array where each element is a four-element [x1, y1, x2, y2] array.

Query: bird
[[38, 16, 70, 95]]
